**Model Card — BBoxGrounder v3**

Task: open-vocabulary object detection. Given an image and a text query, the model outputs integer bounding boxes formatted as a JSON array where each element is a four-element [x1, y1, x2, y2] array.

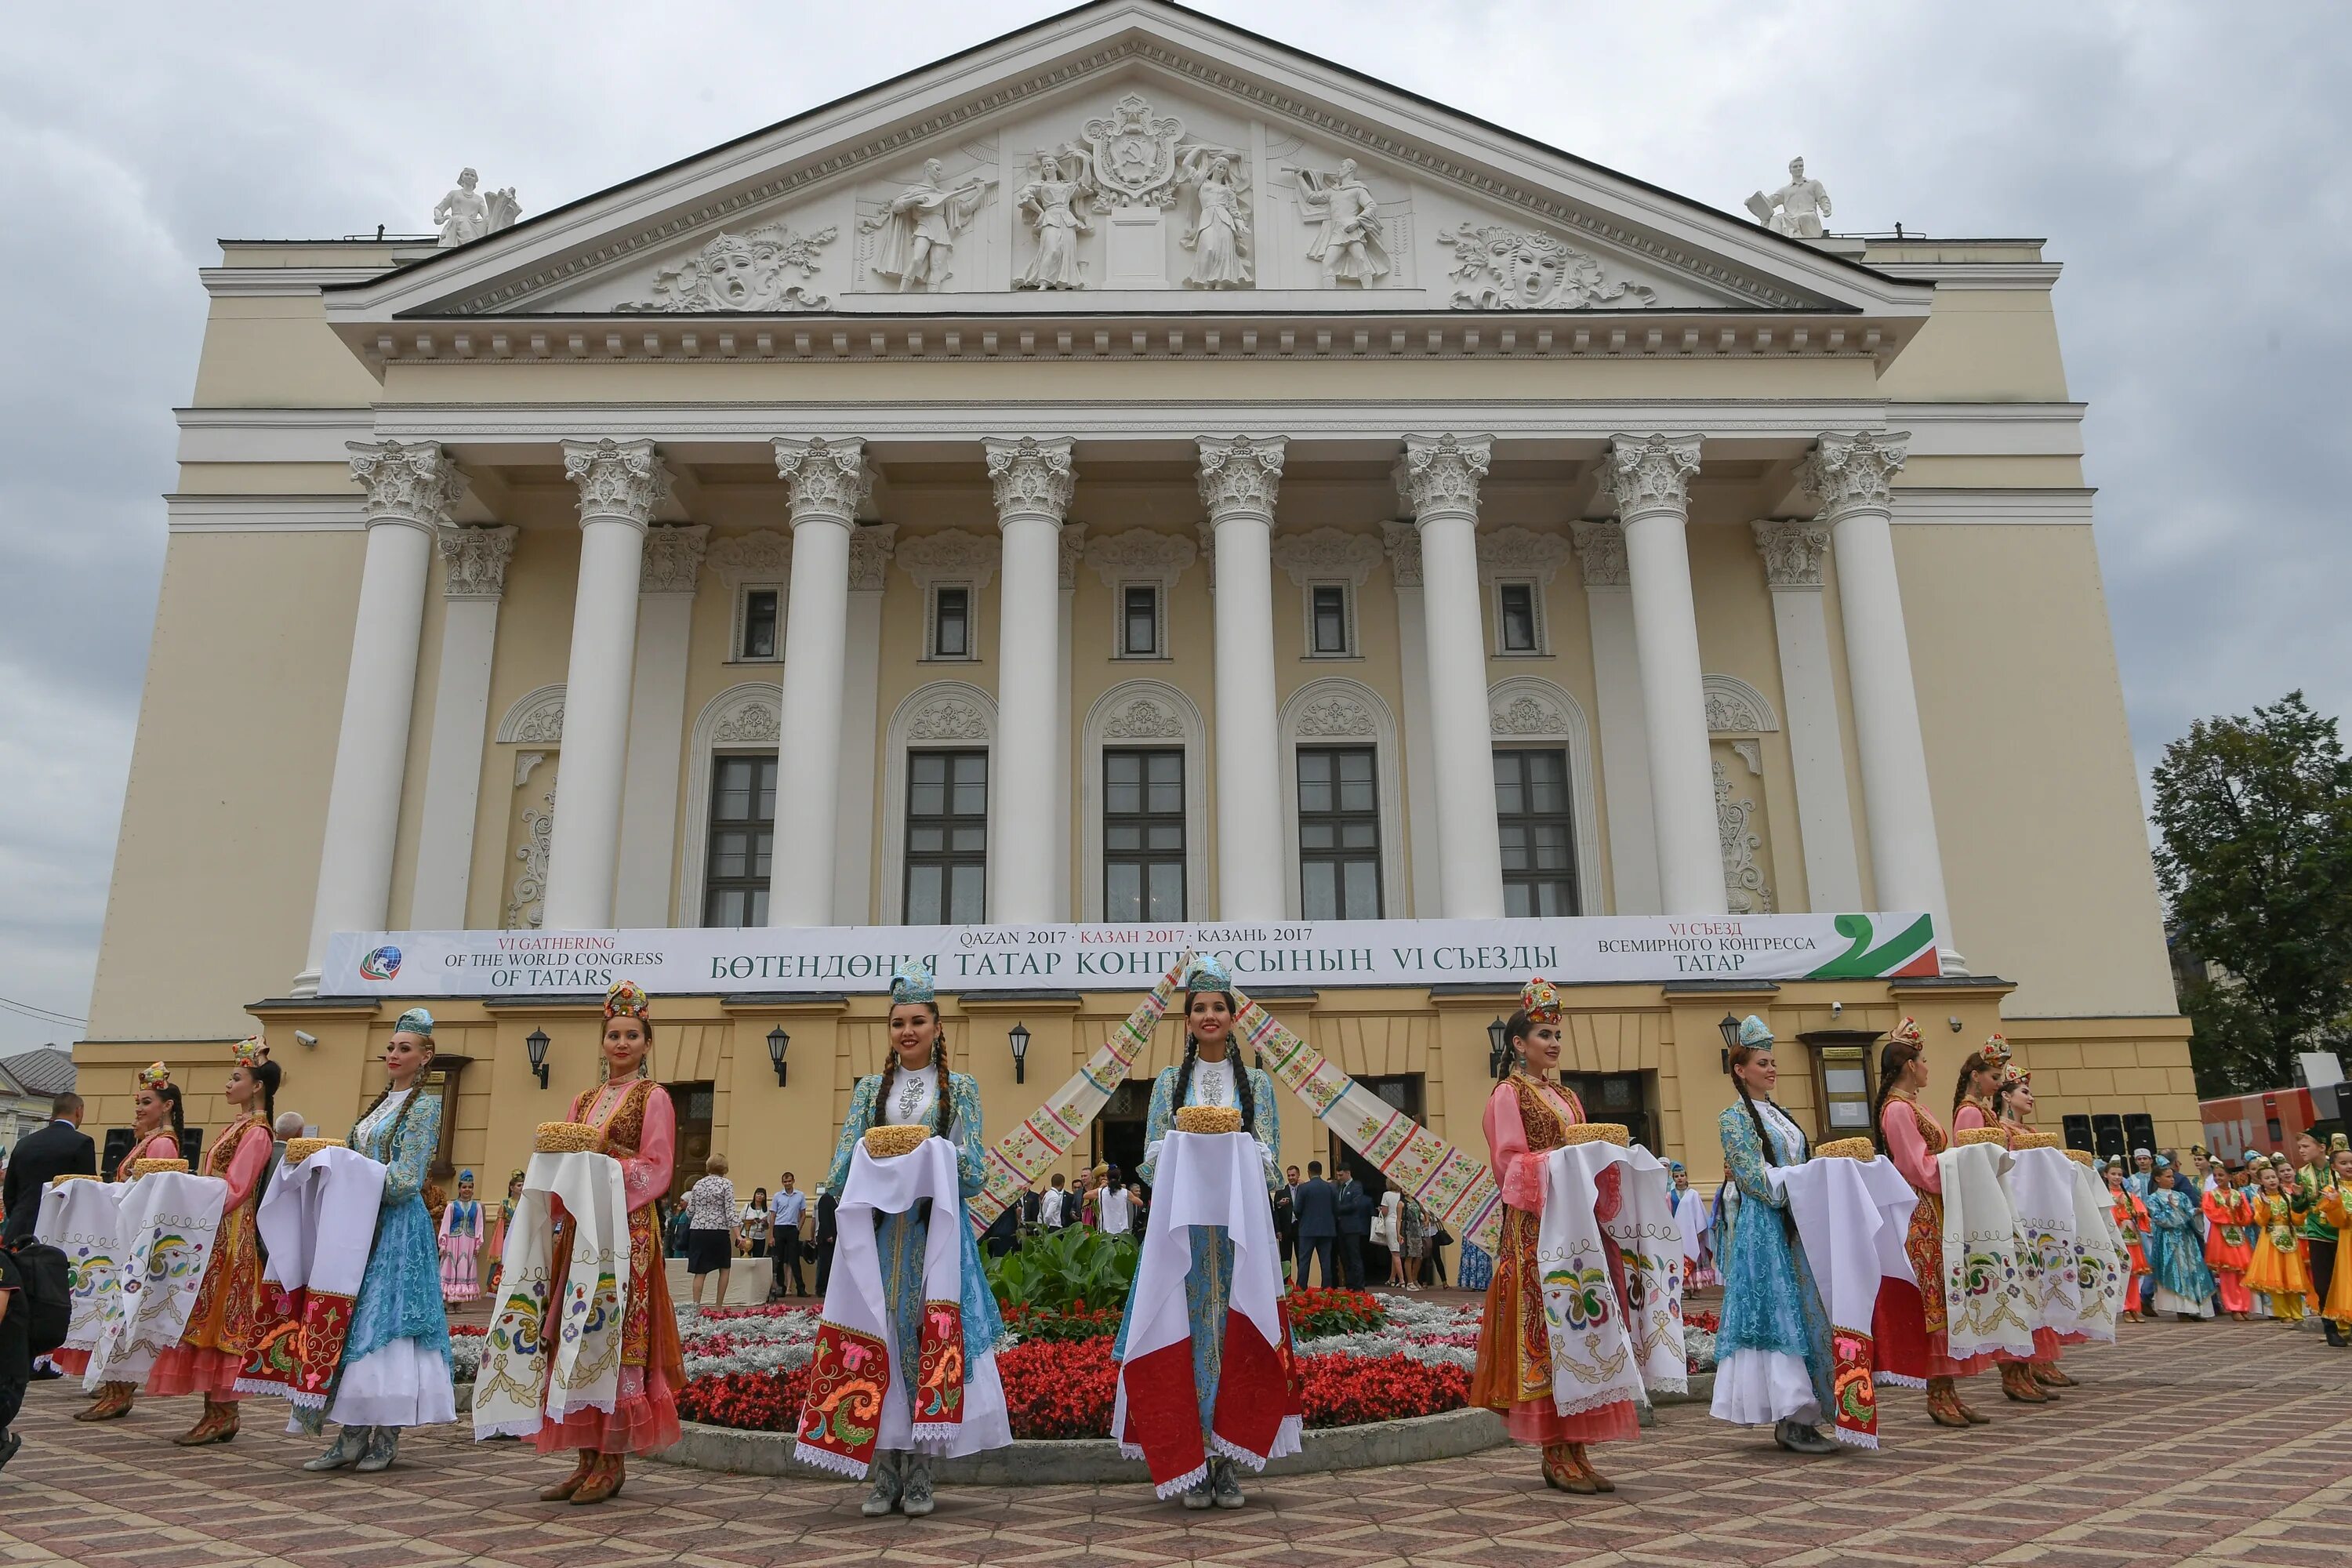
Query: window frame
[[926, 581, 978, 662], [902, 747, 989, 925], [1493, 746, 1582, 918], [1495, 581, 1542, 655], [702, 752, 779, 928], [1114, 581, 1167, 659], [1294, 742, 1385, 920], [1301, 579, 1359, 659], [727, 581, 786, 664], [1101, 746, 1187, 923]]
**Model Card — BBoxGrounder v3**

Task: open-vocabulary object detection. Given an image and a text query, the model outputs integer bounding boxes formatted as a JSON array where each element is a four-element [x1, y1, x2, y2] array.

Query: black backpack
[[1, 1240, 71, 1356]]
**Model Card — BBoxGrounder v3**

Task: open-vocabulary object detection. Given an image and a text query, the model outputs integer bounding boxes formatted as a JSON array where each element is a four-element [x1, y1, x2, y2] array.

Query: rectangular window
[[1494, 749, 1580, 916], [905, 750, 987, 924], [1122, 585, 1160, 657], [1812, 1044, 1875, 1135], [1298, 746, 1381, 919], [740, 588, 780, 660], [932, 586, 971, 659], [703, 754, 777, 927], [1498, 583, 1539, 653], [1310, 584, 1351, 655], [1103, 749, 1185, 921]]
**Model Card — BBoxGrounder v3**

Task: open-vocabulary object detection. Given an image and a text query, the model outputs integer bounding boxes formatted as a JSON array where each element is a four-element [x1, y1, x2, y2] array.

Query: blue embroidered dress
[[824, 1068, 1004, 1406], [1112, 1054, 1281, 1437], [2143, 1185, 2218, 1316], [328, 1087, 455, 1429], [1710, 1099, 1835, 1426]]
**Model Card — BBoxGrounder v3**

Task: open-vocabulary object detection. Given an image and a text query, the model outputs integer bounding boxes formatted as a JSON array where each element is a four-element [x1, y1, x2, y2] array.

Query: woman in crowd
[[1394, 1191, 1426, 1293], [684, 1153, 736, 1310], [1379, 1185, 1408, 1290], [2242, 1158, 2313, 1321], [1991, 1065, 2071, 1399], [145, 1037, 281, 1446], [305, 1009, 456, 1475], [2200, 1155, 2256, 1320], [438, 1170, 486, 1306], [1870, 1019, 1991, 1428], [1950, 1036, 2006, 1138], [529, 981, 682, 1505], [1120, 953, 1283, 1509], [1470, 978, 1642, 1493], [822, 961, 998, 1519], [2104, 1160, 2151, 1323], [2143, 1158, 2218, 1319], [740, 1185, 771, 1276], [1711, 1016, 1838, 1455], [74, 1064, 187, 1421]]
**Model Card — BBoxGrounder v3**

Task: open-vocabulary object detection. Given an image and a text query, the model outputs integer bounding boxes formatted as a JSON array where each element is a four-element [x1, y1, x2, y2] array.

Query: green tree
[[2151, 692, 2352, 1094]]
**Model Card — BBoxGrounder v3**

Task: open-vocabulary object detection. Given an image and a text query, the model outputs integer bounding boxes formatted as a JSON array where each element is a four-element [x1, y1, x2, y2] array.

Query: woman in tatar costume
[[2104, 1162, 2151, 1323], [144, 1037, 282, 1446], [440, 1171, 486, 1305], [814, 961, 1000, 1519], [485, 1169, 522, 1300], [1710, 1016, 1838, 1455], [2143, 1158, 2217, 1319], [1991, 1062, 2075, 1399], [1869, 1019, 1991, 1428], [526, 983, 682, 1504], [1469, 978, 1642, 1494], [1950, 1036, 2005, 1139], [1116, 953, 1288, 1510], [73, 1063, 187, 1421], [303, 1009, 456, 1474]]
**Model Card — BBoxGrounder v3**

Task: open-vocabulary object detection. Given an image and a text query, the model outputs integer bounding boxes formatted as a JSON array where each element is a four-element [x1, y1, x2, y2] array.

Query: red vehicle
[[2200, 1087, 2321, 1163]]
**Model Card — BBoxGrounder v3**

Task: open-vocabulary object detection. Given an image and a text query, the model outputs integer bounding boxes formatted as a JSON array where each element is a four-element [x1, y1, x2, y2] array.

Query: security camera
[[295, 1030, 318, 1049], [1828, 1001, 1842, 1018]]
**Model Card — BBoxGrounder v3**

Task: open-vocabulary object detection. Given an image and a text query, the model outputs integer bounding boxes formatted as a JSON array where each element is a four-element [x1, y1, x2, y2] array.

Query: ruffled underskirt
[[144, 1345, 244, 1399], [1709, 1349, 1820, 1426], [530, 1363, 682, 1457], [1501, 1396, 1639, 1446], [326, 1337, 456, 1428]]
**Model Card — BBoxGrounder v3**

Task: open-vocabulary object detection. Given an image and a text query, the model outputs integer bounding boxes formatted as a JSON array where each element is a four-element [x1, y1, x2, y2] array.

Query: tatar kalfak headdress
[[1182, 952, 1234, 995], [1737, 1015, 1775, 1048], [889, 960, 936, 1007], [1983, 1032, 2012, 1067], [394, 1007, 436, 1037], [1519, 976, 1562, 1025], [604, 980, 650, 1021], [1889, 1017, 1924, 1048], [231, 1035, 270, 1069], [136, 1062, 172, 1091]]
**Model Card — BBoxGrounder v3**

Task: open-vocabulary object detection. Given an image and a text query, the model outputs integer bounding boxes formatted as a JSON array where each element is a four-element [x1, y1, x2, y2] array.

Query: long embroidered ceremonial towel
[[1767, 1155, 1918, 1447], [82, 1170, 227, 1392], [2006, 1145, 2084, 1348], [1112, 1129, 1301, 1497], [235, 1146, 387, 1409], [797, 1136, 1011, 1477], [2065, 1160, 2125, 1344], [1232, 992, 1504, 1256], [1534, 1142, 1646, 1422], [1599, 1143, 1689, 1397], [35, 1177, 128, 1374], [472, 1149, 630, 1439], [1936, 1142, 2035, 1362], [968, 958, 1187, 1232]]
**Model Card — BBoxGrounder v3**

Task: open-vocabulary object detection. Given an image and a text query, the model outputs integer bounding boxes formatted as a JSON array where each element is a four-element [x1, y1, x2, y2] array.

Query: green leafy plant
[[985, 1224, 1140, 1315]]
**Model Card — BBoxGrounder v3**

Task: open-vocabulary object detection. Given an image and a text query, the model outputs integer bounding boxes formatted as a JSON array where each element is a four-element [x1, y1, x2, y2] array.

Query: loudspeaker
[[2061, 1114, 2094, 1153]]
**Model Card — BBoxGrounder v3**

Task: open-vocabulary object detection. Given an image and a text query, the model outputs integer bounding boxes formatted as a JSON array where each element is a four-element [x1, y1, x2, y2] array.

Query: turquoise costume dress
[[1710, 1098, 1835, 1425], [1112, 1053, 1281, 1438], [2143, 1184, 2218, 1316], [823, 1067, 1004, 1407], [327, 1086, 454, 1430]]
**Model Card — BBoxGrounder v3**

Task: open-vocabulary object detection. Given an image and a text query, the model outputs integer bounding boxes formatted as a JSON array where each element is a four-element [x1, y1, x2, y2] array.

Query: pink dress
[[145, 1116, 276, 1398]]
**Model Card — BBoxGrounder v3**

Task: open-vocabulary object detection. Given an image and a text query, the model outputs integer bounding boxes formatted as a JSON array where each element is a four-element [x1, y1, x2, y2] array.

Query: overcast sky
[[2, 1, 2346, 1052]]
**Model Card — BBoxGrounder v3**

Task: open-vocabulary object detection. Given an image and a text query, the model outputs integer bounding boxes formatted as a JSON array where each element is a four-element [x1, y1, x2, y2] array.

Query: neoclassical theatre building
[[84, 0, 2192, 1196]]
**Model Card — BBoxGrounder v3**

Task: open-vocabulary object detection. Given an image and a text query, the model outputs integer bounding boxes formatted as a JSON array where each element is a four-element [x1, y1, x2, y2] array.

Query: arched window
[[880, 680, 999, 924], [1278, 677, 1406, 920], [677, 682, 782, 927], [1486, 675, 1604, 916]]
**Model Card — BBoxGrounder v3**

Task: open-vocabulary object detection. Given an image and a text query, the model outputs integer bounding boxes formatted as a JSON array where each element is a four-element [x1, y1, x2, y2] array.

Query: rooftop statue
[[1745, 156, 1831, 239], [434, 168, 520, 248]]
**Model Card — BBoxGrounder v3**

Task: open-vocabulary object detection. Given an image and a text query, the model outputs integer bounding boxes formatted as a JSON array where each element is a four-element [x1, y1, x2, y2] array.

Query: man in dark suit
[[1272, 1168, 1298, 1283], [3, 1094, 95, 1245], [813, 1185, 839, 1295], [1335, 1170, 1373, 1290], [1293, 1160, 1339, 1288]]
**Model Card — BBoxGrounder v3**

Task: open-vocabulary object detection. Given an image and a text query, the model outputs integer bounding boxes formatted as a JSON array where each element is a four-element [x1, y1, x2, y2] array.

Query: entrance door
[[1560, 1071, 1657, 1155], [1094, 1078, 1151, 1186], [665, 1080, 715, 1206]]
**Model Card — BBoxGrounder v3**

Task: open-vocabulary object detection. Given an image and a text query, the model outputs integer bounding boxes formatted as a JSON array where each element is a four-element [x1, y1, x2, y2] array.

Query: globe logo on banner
[[358, 946, 403, 982]]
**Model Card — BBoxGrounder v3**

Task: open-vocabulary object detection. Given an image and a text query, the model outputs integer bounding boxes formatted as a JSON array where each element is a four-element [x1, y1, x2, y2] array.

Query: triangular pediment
[[326, 1, 1927, 328]]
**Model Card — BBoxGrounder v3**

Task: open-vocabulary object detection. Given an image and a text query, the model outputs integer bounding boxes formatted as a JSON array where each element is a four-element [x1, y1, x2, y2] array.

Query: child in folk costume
[[1116, 953, 1287, 1509], [144, 1038, 282, 1446], [1870, 1019, 1992, 1428], [2242, 1159, 2314, 1321], [2200, 1160, 2256, 1319], [73, 1064, 187, 1422], [2103, 1162, 2151, 1323], [2143, 1159, 2218, 1319], [1671, 1162, 1717, 1293], [520, 982, 683, 1505], [485, 1170, 521, 1300], [303, 1009, 456, 1474], [2314, 1139, 2352, 1335], [1469, 978, 1643, 1494], [1711, 1016, 1839, 1455], [811, 961, 1001, 1519], [439, 1171, 486, 1305]]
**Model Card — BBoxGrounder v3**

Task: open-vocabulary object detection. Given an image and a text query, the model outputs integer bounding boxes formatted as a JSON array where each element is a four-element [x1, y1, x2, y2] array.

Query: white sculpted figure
[[434, 168, 519, 248], [1745, 157, 1833, 238], [864, 158, 993, 292], [1179, 151, 1251, 289], [1293, 158, 1389, 287], [1015, 153, 1094, 290]]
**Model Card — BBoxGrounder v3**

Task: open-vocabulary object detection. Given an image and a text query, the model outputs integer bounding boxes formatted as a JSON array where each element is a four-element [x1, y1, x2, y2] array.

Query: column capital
[[1801, 430, 1909, 524], [1395, 433, 1492, 524], [772, 436, 872, 528], [1602, 434, 1701, 524], [1381, 520, 1423, 587], [561, 437, 671, 529], [1570, 519, 1629, 588], [848, 522, 899, 592], [982, 435, 1077, 528], [1196, 435, 1286, 526], [1059, 522, 1088, 590], [437, 523, 517, 600], [639, 522, 710, 596], [1751, 517, 1831, 590], [347, 440, 465, 532]]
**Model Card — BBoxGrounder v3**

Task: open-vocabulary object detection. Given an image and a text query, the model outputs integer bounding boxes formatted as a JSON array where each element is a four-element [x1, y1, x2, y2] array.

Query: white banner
[[321, 912, 1936, 998]]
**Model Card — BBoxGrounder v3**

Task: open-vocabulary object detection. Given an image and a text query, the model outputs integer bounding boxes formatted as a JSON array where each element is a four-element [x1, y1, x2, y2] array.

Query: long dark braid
[[1951, 1051, 1992, 1119], [1871, 1039, 1922, 1156], [1728, 1044, 1780, 1167], [159, 1083, 186, 1143]]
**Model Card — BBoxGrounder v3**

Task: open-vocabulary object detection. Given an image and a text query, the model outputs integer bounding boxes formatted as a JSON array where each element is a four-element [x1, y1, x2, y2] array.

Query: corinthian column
[[768, 437, 871, 927], [1802, 431, 1958, 967], [408, 523, 517, 931], [541, 439, 671, 929], [294, 441, 464, 993], [1604, 434, 1725, 916], [1197, 437, 1287, 920], [1396, 434, 1504, 917], [1751, 518, 1862, 910], [985, 437, 1076, 922]]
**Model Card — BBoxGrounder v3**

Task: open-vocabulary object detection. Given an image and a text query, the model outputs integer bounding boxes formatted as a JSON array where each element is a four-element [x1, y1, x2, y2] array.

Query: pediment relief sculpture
[[1014, 152, 1096, 290], [621, 221, 838, 312], [1438, 222, 1656, 310], [1290, 160, 1389, 288], [863, 158, 994, 292]]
